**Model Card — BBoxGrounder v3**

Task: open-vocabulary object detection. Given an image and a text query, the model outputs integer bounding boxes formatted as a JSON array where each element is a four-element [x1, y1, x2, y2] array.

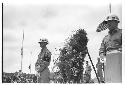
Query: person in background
[[84, 61, 92, 83], [35, 38, 51, 83], [96, 58, 104, 83]]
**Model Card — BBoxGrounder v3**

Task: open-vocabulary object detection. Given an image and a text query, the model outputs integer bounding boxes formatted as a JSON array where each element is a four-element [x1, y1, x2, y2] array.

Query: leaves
[[54, 29, 88, 83]]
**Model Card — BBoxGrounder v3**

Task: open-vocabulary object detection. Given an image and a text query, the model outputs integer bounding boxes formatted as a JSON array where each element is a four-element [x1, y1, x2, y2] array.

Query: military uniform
[[35, 39, 51, 83], [84, 63, 92, 83], [99, 28, 122, 56], [99, 19, 122, 83], [85, 65, 92, 75], [96, 60, 104, 82]]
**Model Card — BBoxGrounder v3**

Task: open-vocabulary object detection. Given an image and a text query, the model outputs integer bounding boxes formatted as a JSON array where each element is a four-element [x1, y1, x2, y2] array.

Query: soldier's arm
[[35, 61, 40, 72], [119, 29, 122, 50], [96, 63, 98, 68], [99, 36, 107, 58]]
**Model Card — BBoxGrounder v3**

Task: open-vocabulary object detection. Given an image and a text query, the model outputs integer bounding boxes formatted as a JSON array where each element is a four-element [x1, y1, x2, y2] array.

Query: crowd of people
[[2, 72, 37, 83]]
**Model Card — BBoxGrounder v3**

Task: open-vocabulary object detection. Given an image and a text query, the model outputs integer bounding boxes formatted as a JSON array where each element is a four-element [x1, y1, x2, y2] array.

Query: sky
[[2, 0, 122, 79]]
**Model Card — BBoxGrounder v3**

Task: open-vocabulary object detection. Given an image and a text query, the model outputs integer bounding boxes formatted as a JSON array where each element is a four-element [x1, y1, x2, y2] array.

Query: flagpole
[[21, 30, 24, 72], [109, 3, 111, 14]]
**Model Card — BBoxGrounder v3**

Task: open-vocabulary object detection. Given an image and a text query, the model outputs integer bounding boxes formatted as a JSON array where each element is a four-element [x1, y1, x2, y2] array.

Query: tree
[[54, 29, 88, 83]]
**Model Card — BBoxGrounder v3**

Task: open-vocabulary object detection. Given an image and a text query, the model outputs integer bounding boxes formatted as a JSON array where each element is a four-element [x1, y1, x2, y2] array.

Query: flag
[[29, 64, 31, 73], [21, 30, 24, 56], [29, 64, 31, 69], [21, 47, 23, 55], [96, 21, 108, 32]]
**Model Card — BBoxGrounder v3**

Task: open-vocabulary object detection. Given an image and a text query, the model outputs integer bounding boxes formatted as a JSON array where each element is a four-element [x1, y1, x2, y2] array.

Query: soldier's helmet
[[38, 38, 48, 44], [105, 14, 120, 23]]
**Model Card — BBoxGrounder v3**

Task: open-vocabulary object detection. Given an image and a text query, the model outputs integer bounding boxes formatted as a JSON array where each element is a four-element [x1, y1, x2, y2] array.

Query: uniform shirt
[[85, 65, 92, 75], [99, 28, 122, 56], [38, 47, 51, 62], [96, 62, 103, 71], [35, 47, 51, 73]]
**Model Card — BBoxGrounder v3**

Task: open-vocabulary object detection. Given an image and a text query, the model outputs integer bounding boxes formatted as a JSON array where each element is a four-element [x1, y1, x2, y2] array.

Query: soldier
[[99, 14, 122, 83], [84, 61, 92, 83], [96, 58, 104, 83], [35, 38, 51, 83]]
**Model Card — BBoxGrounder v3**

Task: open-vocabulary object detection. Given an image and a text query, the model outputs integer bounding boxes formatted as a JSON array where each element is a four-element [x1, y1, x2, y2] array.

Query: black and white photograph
[[2, 0, 124, 83]]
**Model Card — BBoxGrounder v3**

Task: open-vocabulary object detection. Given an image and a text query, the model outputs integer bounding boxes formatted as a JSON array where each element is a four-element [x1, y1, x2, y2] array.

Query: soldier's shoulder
[[46, 48, 51, 54]]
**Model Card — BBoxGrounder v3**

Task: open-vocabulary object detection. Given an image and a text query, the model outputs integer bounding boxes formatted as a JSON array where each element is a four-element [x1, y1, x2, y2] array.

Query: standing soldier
[[98, 14, 122, 83], [96, 58, 104, 83], [35, 38, 51, 83], [84, 61, 92, 83]]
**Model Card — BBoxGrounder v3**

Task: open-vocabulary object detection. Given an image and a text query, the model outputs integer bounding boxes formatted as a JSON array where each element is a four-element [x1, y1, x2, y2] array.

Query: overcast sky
[[3, 0, 122, 78]]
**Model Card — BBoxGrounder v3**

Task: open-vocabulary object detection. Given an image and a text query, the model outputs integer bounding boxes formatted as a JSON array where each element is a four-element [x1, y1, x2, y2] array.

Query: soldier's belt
[[106, 50, 121, 54]]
